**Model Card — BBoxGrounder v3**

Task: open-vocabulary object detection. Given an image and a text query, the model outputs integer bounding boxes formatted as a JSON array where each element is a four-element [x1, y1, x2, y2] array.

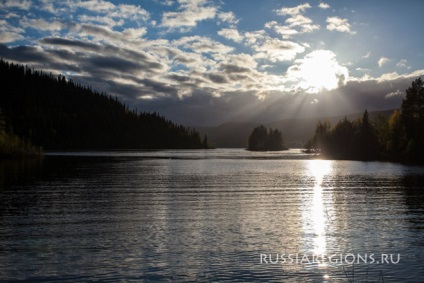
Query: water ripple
[[1, 149, 424, 282]]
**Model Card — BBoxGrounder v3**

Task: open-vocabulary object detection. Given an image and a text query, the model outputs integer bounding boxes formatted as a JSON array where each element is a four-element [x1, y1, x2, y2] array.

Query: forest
[[0, 109, 42, 158], [247, 125, 288, 151], [305, 78, 424, 163], [0, 59, 210, 151]]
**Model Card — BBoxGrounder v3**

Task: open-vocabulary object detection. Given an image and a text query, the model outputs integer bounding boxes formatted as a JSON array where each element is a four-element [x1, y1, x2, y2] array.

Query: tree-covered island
[[247, 125, 288, 151]]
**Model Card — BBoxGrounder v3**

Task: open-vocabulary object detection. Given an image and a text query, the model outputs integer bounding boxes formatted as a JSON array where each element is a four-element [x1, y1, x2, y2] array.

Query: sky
[[1, 0, 423, 126]]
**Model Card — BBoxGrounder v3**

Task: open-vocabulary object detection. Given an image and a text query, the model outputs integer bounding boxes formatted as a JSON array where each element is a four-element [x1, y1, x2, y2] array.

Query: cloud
[[87, 55, 150, 73], [1, 0, 31, 10], [39, 0, 55, 13], [0, 44, 49, 63], [243, 30, 267, 45], [163, 0, 174, 6], [207, 73, 228, 84], [222, 53, 258, 69], [70, 0, 116, 13], [39, 37, 100, 51], [272, 3, 319, 35], [378, 57, 390, 67], [217, 28, 243, 43], [352, 69, 424, 84], [165, 47, 207, 70], [135, 73, 416, 126], [385, 90, 403, 99], [39, 1, 149, 24], [217, 11, 239, 25], [220, 64, 251, 74], [0, 20, 25, 43], [326, 17, 355, 34], [265, 21, 298, 38], [252, 38, 306, 62], [275, 3, 311, 16], [161, 0, 217, 29], [114, 4, 150, 22], [172, 35, 233, 54], [285, 15, 320, 33], [362, 51, 371, 59], [318, 3, 330, 9], [122, 28, 148, 39], [356, 67, 371, 73], [77, 15, 124, 27], [286, 15, 310, 27], [377, 71, 399, 82], [376, 69, 424, 82], [74, 24, 149, 45], [20, 18, 67, 32], [0, 31, 24, 43], [396, 59, 410, 69]]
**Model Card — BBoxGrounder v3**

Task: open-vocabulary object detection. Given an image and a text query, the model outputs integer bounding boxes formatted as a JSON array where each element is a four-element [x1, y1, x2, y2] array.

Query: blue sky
[[1, 0, 423, 125]]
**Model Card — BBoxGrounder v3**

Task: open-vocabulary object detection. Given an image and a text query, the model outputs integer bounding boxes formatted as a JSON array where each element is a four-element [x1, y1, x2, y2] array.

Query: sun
[[288, 50, 349, 93]]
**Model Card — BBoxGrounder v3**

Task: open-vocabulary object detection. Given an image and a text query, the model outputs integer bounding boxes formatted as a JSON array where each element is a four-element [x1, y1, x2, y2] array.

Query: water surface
[[1, 149, 424, 282]]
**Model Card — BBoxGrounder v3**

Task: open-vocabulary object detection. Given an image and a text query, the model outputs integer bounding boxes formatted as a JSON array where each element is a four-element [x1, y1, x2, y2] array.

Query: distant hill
[[0, 59, 208, 150], [196, 109, 396, 148]]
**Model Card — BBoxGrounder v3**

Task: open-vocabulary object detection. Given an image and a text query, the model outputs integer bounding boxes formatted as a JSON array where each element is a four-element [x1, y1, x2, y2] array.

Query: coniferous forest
[[305, 78, 424, 164], [0, 59, 210, 151]]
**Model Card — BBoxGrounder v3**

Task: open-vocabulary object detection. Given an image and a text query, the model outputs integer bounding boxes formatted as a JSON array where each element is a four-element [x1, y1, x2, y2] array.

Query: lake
[[1, 149, 424, 282]]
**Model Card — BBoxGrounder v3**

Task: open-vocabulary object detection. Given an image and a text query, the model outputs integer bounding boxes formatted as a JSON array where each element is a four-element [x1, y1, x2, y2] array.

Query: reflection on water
[[306, 160, 333, 256], [0, 149, 424, 282], [0, 157, 43, 187]]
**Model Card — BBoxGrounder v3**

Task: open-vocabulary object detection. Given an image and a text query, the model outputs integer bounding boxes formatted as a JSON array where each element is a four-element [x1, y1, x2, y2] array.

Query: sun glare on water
[[303, 160, 334, 256]]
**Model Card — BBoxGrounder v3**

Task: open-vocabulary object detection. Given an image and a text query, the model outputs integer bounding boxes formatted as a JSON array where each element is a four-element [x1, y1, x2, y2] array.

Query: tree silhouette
[[401, 77, 424, 161], [355, 109, 379, 160], [306, 78, 424, 163], [0, 59, 209, 150], [307, 110, 379, 160], [0, 107, 41, 157], [387, 110, 407, 159], [247, 125, 287, 151]]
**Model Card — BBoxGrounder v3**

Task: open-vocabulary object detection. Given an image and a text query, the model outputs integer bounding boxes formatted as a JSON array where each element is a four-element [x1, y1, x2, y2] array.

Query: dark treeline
[[0, 109, 42, 157], [305, 78, 424, 163], [0, 59, 210, 150], [247, 125, 288, 151]]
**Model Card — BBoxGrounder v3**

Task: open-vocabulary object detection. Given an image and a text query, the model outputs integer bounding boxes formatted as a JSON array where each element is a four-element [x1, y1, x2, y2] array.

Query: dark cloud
[[79, 24, 116, 39], [0, 44, 49, 63], [128, 77, 418, 126], [105, 80, 150, 100], [166, 73, 191, 82], [221, 64, 251, 74], [87, 55, 144, 72], [40, 37, 99, 51], [172, 55, 198, 65], [335, 78, 410, 111], [207, 73, 228, 84], [139, 78, 178, 96], [45, 61, 82, 73], [46, 49, 80, 61], [42, 37, 165, 73], [227, 74, 250, 81]]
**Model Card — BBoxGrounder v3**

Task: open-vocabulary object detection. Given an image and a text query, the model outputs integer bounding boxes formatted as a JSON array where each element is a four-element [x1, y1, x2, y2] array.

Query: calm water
[[1, 149, 424, 282]]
